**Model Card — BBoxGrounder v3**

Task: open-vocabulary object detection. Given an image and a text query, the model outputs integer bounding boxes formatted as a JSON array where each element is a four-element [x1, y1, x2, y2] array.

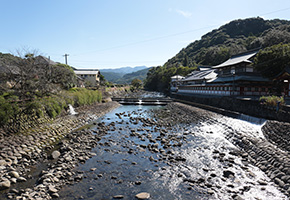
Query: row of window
[[80, 74, 97, 78], [183, 86, 268, 92]]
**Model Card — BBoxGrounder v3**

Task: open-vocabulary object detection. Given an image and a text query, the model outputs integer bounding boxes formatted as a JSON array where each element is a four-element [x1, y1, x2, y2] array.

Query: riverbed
[[58, 104, 287, 200]]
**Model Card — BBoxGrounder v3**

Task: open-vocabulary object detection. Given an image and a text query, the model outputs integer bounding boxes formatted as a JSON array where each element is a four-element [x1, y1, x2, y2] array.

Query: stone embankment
[[225, 120, 290, 196], [0, 101, 119, 199]]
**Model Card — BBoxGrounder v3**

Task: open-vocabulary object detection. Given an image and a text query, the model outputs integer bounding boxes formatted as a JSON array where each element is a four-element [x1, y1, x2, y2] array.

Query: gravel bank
[[0, 101, 120, 199]]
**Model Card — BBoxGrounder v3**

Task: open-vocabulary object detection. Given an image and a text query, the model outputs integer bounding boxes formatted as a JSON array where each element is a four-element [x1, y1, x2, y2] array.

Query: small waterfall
[[68, 104, 77, 115], [238, 114, 266, 125], [137, 99, 143, 105]]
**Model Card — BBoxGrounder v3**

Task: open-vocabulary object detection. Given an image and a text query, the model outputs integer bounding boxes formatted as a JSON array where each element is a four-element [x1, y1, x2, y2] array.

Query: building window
[[247, 87, 251, 91], [255, 87, 259, 92], [261, 88, 265, 92]]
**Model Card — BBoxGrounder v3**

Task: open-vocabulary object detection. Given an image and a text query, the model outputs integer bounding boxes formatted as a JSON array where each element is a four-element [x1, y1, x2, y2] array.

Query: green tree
[[254, 43, 290, 79], [51, 63, 77, 89], [131, 78, 142, 89]]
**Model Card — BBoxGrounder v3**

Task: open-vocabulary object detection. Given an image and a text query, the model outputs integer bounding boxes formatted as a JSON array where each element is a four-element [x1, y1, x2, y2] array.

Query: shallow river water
[[59, 105, 287, 200]]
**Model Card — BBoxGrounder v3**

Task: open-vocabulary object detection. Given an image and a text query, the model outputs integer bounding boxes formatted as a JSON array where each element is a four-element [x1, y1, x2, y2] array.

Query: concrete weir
[[112, 97, 172, 105]]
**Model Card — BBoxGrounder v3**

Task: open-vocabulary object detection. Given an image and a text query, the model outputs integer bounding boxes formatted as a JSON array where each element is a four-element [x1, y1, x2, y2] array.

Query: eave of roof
[[74, 71, 99, 75], [212, 51, 257, 69]]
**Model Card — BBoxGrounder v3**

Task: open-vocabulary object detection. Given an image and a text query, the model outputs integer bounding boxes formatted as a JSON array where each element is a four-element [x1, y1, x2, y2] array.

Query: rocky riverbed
[[0, 101, 290, 199], [0, 101, 120, 199], [60, 103, 287, 199]]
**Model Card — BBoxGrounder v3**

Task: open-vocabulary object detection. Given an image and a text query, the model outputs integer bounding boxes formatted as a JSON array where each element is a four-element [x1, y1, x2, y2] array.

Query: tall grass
[[0, 88, 103, 128]]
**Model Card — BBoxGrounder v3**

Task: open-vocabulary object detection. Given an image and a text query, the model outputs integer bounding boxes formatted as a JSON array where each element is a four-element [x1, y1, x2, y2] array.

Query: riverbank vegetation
[[0, 52, 104, 132], [0, 88, 102, 132], [259, 95, 285, 107]]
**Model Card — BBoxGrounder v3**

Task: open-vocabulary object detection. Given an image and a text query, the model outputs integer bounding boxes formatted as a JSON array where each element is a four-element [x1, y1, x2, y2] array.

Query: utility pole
[[63, 54, 69, 65]]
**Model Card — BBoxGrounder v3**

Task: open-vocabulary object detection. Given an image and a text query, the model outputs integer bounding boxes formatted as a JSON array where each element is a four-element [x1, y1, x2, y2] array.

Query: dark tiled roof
[[183, 69, 217, 81]]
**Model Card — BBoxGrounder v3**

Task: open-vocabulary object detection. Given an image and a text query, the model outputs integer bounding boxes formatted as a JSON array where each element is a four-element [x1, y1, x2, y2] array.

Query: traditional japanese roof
[[212, 51, 258, 69], [274, 66, 290, 80], [286, 66, 290, 74], [182, 69, 217, 81], [197, 65, 212, 71]]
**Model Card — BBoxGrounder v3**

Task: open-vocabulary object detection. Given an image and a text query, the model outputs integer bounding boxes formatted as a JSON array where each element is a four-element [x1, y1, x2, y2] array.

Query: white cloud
[[176, 9, 192, 18]]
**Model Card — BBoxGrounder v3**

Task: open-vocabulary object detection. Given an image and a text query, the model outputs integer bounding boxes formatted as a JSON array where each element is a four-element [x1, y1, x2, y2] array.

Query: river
[[58, 104, 287, 200]]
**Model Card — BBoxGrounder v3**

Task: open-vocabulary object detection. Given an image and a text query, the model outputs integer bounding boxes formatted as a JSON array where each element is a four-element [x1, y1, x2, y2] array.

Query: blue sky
[[1, 0, 290, 69]]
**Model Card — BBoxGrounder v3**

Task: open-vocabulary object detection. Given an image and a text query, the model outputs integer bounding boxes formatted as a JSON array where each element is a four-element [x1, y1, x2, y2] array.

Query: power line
[[47, 6, 290, 66], [71, 7, 290, 57], [72, 25, 217, 56], [259, 7, 290, 16], [69, 59, 164, 64]]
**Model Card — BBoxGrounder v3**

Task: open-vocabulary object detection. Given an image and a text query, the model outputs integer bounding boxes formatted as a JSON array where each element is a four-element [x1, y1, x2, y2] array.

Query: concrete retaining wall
[[172, 94, 290, 123]]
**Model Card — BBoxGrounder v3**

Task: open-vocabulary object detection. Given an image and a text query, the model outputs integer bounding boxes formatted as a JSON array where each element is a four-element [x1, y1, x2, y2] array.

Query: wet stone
[[135, 192, 150, 199], [51, 150, 61, 159], [223, 170, 235, 178], [0, 180, 11, 190], [113, 195, 124, 199]]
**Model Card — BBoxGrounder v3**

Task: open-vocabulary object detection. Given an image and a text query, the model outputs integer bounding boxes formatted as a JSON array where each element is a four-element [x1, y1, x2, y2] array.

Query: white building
[[74, 69, 100, 87]]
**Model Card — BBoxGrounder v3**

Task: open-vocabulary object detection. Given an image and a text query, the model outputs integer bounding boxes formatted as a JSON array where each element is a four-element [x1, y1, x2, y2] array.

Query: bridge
[[111, 97, 172, 105]]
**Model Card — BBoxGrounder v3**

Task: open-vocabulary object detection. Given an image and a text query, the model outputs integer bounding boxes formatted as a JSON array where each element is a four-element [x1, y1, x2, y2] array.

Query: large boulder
[[51, 150, 61, 159], [0, 180, 11, 190]]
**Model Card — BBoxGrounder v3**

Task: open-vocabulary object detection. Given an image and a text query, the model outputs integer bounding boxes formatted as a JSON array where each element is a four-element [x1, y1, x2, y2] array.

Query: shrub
[[0, 88, 102, 128], [0, 95, 20, 127], [66, 88, 102, 107], [259, 95, 285, 107]]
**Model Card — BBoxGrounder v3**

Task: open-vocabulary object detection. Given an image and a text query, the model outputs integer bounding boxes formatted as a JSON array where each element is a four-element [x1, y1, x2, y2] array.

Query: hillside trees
[[51, 63, 77, 89], [144, 17, 290, 92], [144, 64, 196, 92], [131, 78, 142, 90], [0, 52, 77, 99], [254, 43, 290, 79]]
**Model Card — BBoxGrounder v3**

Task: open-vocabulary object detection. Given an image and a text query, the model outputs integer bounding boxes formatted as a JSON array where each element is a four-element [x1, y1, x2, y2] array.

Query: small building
[[170, 75, 184, 92], [74, 69, 100, 87], [274, 66, 290, 97]]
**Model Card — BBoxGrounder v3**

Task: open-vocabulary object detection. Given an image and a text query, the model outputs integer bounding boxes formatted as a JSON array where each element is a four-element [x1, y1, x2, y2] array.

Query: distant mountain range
[[99, 66, 150, 84]]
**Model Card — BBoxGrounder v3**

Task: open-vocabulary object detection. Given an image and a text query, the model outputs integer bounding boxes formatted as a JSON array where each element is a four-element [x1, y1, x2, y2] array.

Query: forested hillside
[[115, 67, 150, 84], [145, 17, 290, 92], [100, 66, 147, 84]]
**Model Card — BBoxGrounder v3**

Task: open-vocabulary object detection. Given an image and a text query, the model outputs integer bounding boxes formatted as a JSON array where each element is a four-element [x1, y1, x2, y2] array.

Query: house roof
[[212, 51, 257, 69], [182, 69, 217, 82], [35, 56, 57, 66], [274, 66, 290, 80], [74, 70, 99, 75]]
